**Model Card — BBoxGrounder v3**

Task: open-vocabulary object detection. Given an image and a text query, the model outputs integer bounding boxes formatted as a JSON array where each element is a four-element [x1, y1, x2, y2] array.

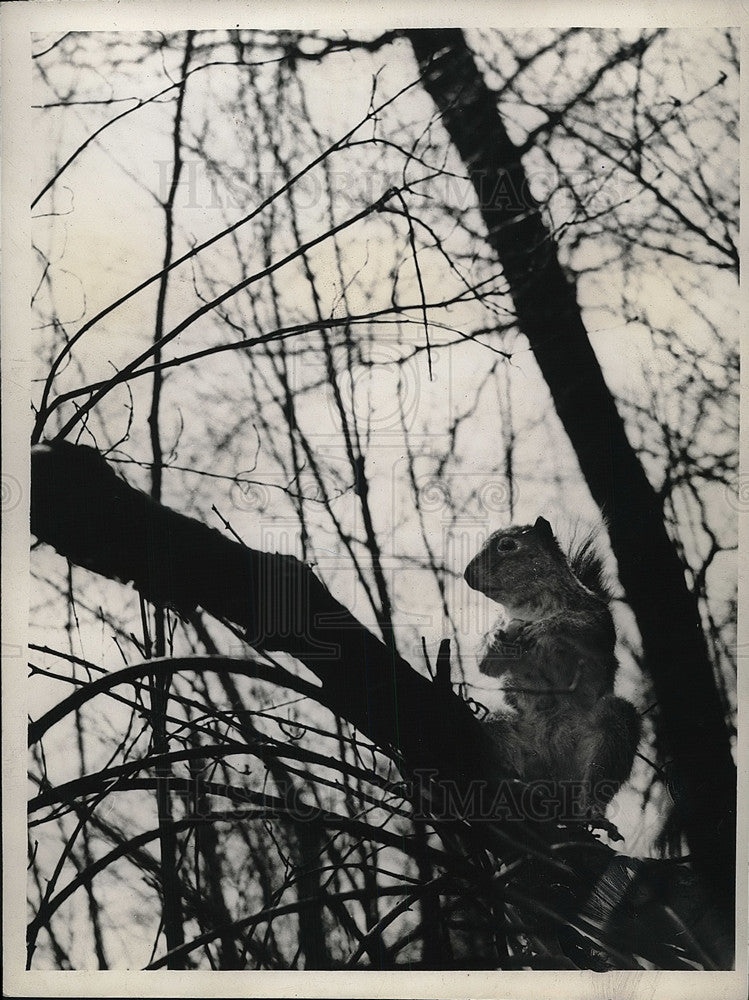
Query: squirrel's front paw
[[498, 619, 524, 644], [504, 618, 544, 647]]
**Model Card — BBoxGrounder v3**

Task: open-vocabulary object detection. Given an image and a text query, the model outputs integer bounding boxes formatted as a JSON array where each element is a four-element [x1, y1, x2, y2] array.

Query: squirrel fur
[[464, 516, 640, 818]]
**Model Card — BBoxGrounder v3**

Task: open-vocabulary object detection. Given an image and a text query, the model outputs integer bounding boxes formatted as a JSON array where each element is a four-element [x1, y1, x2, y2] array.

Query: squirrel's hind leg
[[582, 695, 641, 814]]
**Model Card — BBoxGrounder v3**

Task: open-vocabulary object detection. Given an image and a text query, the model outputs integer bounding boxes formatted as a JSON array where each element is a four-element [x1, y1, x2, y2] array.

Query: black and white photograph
[[2, 2, 746, 996]]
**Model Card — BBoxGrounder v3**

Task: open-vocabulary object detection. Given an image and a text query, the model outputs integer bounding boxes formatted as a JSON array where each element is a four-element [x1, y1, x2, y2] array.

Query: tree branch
[[30, 440, 501, 790]]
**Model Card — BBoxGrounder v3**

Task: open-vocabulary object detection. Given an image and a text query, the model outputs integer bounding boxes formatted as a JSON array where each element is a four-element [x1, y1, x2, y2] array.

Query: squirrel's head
[[463, 516, 573, 619]]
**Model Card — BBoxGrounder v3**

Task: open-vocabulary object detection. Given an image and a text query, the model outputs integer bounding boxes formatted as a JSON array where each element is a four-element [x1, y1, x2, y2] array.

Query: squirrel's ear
[[534, 516, 555, 541]]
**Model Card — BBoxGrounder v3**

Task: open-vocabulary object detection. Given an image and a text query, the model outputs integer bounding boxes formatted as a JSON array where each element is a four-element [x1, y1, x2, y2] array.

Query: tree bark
[[407, 28, 736, 925]]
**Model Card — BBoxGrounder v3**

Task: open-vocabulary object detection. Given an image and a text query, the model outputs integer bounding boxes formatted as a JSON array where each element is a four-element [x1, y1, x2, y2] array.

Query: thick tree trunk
[[407, 28, 736, 925]]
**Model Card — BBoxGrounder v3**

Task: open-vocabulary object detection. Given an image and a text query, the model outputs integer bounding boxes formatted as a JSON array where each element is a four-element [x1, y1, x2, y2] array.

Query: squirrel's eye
[[497, 537, 517, 552]]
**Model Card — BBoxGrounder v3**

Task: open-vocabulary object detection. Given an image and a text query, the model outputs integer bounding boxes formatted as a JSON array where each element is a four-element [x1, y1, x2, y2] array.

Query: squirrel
[[463, 516, 640, 821]]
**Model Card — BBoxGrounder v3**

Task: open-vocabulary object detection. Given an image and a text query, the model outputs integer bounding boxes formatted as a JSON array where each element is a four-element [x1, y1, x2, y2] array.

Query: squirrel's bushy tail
[[566, 530, 612, 602]]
